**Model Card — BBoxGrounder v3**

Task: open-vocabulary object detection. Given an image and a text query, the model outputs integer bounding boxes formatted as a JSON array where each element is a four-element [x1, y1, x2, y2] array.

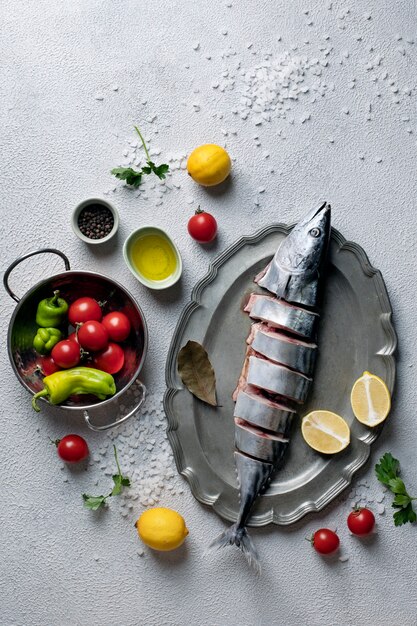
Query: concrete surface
[[1, 1, 417, 625]]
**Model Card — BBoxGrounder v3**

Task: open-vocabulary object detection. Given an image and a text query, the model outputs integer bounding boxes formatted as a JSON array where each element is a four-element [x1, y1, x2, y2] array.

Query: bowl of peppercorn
[[72, 198, 119, 244]]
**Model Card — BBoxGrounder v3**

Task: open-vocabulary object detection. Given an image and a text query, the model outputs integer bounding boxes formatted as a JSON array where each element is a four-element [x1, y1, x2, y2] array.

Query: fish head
[[278, 202, 331, 275]]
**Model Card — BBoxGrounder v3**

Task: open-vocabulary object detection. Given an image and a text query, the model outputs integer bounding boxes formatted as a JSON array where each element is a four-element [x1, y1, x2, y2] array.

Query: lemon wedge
[[351, 371, 391, 427], [302, 410, 350, 454]]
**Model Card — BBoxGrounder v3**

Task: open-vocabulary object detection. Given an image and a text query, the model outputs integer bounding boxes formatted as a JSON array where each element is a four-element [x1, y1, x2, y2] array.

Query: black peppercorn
[[78, 204, 114, 240]]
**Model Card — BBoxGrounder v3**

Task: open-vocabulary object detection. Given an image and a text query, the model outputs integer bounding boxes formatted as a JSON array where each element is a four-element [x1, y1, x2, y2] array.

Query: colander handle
[[83, 381, 147, 431], [3, 248, 71, 303]]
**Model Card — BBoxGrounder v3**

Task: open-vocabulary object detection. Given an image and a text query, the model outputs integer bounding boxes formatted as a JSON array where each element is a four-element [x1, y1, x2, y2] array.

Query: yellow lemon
[[135, 507, 189, 551], [301, 410, 350, 454], [187, 144, 231, 186], [351, 371, 391, 427]]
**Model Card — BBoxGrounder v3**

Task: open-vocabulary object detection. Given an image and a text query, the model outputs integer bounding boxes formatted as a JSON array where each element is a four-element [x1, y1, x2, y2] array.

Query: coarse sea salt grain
[[90, 385, 181, 515], [229, 50, 331, 124]]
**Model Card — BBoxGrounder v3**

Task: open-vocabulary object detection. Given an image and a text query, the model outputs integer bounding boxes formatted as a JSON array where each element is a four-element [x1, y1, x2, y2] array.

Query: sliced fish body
[[234, 387, 295, 436], [249, 323, 317, 376], [208, 205, 331, 572], [245, 293, 317, 339], [247, 356, 311, 403], [256, 202, 331, 308], [235, 419, 289, 464]]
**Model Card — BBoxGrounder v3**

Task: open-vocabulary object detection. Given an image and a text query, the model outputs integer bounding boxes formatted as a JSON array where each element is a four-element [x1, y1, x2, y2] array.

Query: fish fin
[[206, 524, 261, 574]]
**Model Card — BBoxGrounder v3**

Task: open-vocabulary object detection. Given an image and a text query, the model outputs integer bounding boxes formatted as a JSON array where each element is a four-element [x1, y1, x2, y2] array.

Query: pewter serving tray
[[164, 225, 397, 526]]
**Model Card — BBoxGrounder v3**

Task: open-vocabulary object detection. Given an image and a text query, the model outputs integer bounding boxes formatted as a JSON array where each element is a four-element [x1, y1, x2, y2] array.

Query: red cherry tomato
[[347, 508, 375, 536], [51, 339, 81, 368], [187, 209, 217, 243], [102, 311, 131, 342], [68, 332, 79, 344], [55, 434, 89, 463], [92, 342, 125, 374], [38, 355, 61, 376], [77, 321, 109, 352], [311, 529, 340, 555], [68, 297, 102, 325]]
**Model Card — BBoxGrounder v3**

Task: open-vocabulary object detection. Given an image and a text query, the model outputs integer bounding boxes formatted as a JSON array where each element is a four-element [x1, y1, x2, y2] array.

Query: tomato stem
[[195, 205, 204, 215]]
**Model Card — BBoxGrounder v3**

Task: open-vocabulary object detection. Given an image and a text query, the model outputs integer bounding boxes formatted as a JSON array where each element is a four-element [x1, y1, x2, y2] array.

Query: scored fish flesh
[[245, 293, 317, 339], [233, 386, 295, 436], [234, 418, 289, 463], [247, 356, 311, 403], [248, 323, 317, 376], [208, 203, 331, 572]]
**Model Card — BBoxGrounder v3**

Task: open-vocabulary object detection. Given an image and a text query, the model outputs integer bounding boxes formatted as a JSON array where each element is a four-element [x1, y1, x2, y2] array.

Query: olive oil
[[131, 234, 177, 281]]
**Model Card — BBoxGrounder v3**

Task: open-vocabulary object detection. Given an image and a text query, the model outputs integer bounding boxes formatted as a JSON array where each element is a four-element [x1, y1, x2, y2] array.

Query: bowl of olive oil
[[123, 226, 182, 290]]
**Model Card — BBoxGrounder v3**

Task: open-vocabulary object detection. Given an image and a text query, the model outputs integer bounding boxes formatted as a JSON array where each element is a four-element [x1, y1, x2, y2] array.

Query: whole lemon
[[135, 507, 189, 551], [187, 144, 231, 186]]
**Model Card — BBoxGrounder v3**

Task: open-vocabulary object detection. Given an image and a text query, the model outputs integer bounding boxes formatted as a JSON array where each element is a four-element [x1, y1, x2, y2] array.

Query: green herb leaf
[[82, 446, 130, 509], [112, 126, 169, 188], [375, 452, 417, 526], [82, 494, 107, 510], [394, 503, 417, 526], [388, 477, 407, 495], [393, 494, 412, 508], [148, 161, 169, 179], [375, 452, 400, 485], [111, 167, 143, 188]]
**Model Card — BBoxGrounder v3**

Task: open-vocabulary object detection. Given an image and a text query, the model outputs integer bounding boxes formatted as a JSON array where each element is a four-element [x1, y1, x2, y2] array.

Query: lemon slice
[[351, 371, 391, 427], [302, 410, 350, 454]]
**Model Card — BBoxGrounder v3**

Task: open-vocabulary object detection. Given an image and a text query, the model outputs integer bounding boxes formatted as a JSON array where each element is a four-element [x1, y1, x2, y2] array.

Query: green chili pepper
[[32, 366, 116, 412], [35, 290, 69, 327], [33, 327, 62, 354]]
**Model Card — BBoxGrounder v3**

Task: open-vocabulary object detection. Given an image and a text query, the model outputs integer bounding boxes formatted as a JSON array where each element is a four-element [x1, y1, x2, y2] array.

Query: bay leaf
[[177, 340, 217, 406]]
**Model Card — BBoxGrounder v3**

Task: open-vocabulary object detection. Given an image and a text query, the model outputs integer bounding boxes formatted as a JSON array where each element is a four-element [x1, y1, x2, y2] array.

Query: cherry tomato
[[51, 339, 81, 368], [102, 311, 131, 342], [68, 297, 102, 325], [311, 529, 340, 555], [68, 332, 79, 344], [37, 355, 61, 376], [187, 209, 217, 243], [347, 508, 375, 536], [55, 434, 89, 463], [92, 342, 125, 374], [77, 321, 109, 352]]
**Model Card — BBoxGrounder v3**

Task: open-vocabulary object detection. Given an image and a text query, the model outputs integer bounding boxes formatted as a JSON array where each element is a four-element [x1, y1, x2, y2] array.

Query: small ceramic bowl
[[123, 226, 183, 290], [71, 198, 119, 244]]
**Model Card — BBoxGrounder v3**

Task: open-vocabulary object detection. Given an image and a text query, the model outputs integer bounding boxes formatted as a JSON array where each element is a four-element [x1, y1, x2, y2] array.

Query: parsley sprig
[[82, 446, 131, 510], [111, 126, 169, 188], [375, 452, 417, 526]]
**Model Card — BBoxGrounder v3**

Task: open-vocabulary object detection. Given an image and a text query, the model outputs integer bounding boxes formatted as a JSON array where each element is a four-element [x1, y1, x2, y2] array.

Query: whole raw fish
[[208, 203, 331, 572]]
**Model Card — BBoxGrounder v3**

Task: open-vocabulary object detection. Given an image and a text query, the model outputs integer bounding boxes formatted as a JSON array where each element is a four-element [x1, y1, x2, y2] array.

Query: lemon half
[[302, 410, 350, 454], [187, 144, 231, 186], [351, 371, 391, 427], [136, 507, 189, 551]]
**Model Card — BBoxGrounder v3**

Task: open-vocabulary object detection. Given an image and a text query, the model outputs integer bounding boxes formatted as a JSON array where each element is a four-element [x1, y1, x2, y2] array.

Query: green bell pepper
[[32, 366, 116, 412], [33, 327, 62, 354], [36, 290, 68, 327]]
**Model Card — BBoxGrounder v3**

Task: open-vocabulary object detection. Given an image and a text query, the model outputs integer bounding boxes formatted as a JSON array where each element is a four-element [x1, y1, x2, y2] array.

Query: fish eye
[[309, 227, 321, 238]]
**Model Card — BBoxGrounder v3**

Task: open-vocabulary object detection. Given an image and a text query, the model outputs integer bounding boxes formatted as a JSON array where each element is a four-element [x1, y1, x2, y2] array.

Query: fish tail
[[206, 524, 261, 573]]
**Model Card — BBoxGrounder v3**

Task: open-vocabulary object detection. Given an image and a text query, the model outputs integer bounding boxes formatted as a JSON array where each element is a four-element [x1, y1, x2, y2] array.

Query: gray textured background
[[1, 1, 417, 625]]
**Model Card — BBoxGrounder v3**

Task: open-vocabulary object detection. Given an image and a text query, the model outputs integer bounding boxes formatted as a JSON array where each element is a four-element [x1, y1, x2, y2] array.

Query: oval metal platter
[[164, 224, 397, 526]]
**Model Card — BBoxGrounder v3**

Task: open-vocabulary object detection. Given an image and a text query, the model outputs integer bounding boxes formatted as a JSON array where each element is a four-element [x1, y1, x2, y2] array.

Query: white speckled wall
[[2, 1, 417, 625]]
